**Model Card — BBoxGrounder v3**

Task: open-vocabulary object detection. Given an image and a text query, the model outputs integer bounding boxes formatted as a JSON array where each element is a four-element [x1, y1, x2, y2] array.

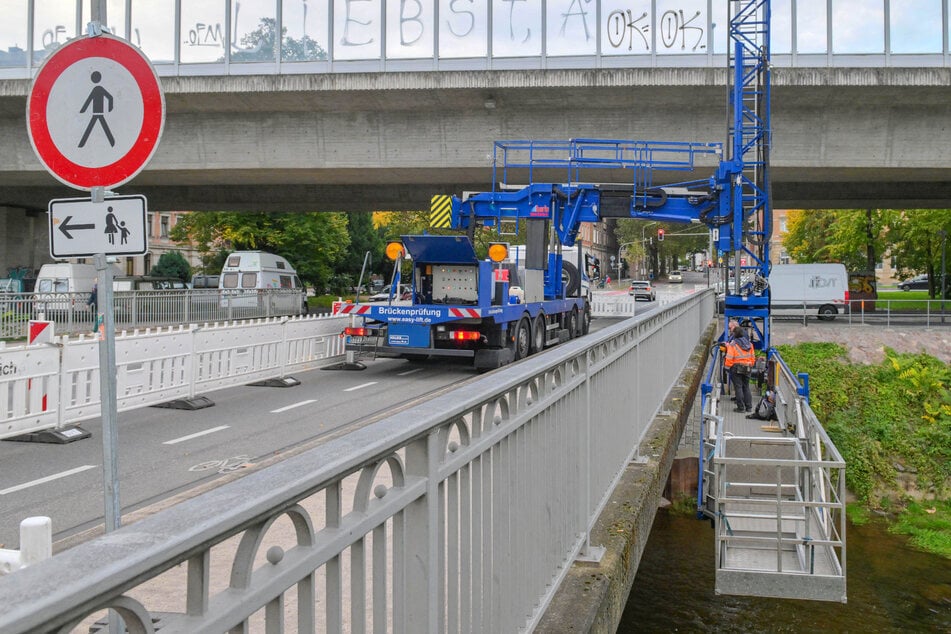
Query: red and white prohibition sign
[[27, 33, 165, 191]]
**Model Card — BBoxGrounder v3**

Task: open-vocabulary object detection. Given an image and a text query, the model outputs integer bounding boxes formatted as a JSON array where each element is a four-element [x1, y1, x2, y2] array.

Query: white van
[[34, 262, 101, 316], [219, 251, 308, 314], [768, 263, 850, 320]]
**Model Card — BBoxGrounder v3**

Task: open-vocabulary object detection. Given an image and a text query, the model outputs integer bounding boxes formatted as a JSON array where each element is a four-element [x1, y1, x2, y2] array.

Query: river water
[[619, 508, 950, 632]]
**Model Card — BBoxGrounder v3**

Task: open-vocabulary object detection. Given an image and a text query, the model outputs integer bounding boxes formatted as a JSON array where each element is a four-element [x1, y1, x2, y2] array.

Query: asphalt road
[[0, 314, 637, 549]]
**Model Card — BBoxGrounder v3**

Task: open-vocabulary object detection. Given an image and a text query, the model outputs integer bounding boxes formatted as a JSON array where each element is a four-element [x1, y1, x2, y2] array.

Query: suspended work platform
[[699, 348, 848, 603]]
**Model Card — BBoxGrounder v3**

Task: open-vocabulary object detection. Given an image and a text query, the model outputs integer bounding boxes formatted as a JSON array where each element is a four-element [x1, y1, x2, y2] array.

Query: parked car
[[897, 274, 929, 291], [628, 281, 656, 301], [368, 284, 411, 302], [668, 270, 683, 283]]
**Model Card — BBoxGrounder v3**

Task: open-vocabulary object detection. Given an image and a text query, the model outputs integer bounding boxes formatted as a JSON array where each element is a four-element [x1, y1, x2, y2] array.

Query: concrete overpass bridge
[[1, 0, 950, 219]]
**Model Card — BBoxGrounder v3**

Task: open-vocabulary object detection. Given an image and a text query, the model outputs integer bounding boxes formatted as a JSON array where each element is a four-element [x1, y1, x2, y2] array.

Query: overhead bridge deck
[[699, 347, 848, 603]]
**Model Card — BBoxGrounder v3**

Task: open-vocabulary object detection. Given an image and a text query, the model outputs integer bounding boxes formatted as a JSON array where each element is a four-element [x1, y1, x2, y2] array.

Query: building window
[[147, 213, 154, 238], [160, 215, 169, 238], [144, 254, 151, 273], [126, 259, 134, 275]]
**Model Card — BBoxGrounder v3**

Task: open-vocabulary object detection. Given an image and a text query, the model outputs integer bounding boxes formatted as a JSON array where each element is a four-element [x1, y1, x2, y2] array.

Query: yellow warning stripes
[[430, 195, 452, 228]]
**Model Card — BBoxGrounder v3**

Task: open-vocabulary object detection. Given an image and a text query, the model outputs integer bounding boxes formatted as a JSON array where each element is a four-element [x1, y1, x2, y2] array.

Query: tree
[[341, 212, 386, 281], [230, 18, 327, 63], [887, 209, 951, 298], [170, 211, 350, 292], [783, 210, 836, 263], [149, 251, 191, 282], [824, 209, 895, 273]]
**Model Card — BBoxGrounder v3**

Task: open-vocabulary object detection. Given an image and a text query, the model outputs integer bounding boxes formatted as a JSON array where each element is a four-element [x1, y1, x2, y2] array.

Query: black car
[[897, 274, 928, 291]]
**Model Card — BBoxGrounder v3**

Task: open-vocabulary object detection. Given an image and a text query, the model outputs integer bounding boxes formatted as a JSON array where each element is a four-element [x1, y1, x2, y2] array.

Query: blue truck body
[[340, 233, 590, 370]]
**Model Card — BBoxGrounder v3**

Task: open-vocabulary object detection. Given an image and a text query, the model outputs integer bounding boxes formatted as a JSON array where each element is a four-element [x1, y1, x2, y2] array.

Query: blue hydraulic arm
[[441, 2, 774, 347]]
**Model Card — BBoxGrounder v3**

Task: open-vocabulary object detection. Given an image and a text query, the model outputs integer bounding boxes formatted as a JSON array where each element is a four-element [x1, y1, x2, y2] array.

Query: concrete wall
[[1, 67, 950, 214], [0, 207, 51, 278]]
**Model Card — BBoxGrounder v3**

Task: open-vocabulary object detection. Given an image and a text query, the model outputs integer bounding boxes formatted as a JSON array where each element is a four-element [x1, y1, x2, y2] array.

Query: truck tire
[[817, 305, 837, 321], [511, 317, 531, 360], [562, 261, 581, 296], [567, 307, 579, 339], [581, 303, 591, 335], [531, 314, 546, 353]]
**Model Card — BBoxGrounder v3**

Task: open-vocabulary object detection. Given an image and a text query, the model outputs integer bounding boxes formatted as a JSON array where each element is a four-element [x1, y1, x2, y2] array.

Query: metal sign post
[[94, 254, 120, 534]]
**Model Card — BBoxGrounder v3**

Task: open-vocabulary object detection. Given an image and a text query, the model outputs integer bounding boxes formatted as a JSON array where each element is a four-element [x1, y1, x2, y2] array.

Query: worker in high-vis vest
[[724, 325, 756, 412]]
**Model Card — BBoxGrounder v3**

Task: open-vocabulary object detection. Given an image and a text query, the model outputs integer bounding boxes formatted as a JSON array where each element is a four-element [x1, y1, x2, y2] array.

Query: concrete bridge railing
[[0, 291, 715, 633]]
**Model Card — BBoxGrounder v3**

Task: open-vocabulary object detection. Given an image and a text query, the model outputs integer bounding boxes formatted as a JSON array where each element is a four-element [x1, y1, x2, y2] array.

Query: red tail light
[[844, 289, 850, 302], [450, 330, 481, 341], [344, 327, 369, 337]]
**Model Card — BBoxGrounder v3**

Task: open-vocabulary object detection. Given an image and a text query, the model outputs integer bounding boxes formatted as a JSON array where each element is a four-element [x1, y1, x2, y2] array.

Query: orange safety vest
[[724, 340, 755, 368]]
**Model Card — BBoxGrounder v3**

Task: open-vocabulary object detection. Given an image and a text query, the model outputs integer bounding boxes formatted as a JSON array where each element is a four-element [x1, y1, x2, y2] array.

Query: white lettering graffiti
[[401, 0, 425, 46], [606, 10, 649, 51], [41, 26, 67, 51], [559, 0, 593, 41], [341, 0, 375, 47], [501, 0, 531, 44], [446, 0, 476, 38], [186, 22, 225, 47], [659, 9, 705, 52]]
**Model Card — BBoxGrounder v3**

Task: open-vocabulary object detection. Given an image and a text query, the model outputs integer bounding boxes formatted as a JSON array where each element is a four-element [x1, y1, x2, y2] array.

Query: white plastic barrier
[[0, 315, 348, 440], [0, 344, 60, 439], [592, 296, 638, 317]]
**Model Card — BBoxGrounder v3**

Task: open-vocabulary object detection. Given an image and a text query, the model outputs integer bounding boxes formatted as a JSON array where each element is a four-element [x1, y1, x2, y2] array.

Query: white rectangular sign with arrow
[[49, 195, 148, 258]]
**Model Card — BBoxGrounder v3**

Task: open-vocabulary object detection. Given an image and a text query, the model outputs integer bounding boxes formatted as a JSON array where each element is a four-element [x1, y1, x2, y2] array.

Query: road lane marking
[[344, 382, 378, 392], [163, 425, 230, 445], [0, 465, 97, 496], [397, 368, 422, 376], [270, 399, 317, 414]]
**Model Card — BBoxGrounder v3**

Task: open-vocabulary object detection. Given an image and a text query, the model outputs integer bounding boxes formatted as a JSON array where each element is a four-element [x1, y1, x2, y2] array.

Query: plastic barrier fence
[[0, 315, 348, 441]]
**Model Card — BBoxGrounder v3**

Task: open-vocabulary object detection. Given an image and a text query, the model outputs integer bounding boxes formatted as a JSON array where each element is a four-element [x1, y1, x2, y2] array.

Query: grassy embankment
[[775, 341, 950, 559]]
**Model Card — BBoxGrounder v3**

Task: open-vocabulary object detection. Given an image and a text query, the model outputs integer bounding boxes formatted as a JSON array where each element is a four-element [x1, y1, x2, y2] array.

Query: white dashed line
[[343, 382, 378, 392], [163, 425, 230, 445], [270, 399, 318, 414], [0, 465, 97, 496], [396, 368, 422, 376]]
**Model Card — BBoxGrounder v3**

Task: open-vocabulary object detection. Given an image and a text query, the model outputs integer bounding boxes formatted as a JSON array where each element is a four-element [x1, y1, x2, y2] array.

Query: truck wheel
[[531, 314, 546, 353], [581, 304, 591, 335], [562, 261, 581, 296], [567, 308, 579, 339], [818, 305, 837, 321], [511, 317, 531, 360]]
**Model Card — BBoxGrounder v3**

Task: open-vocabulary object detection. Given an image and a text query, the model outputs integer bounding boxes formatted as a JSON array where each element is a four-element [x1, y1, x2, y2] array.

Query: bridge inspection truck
[[337, 199, 594, 371]]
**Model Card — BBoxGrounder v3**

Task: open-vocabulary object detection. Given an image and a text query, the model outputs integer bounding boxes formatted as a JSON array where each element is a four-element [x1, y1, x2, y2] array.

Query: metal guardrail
[[700, 345, 847, 602], [0, 289, 308, 339], [0, 292, 715, 633]]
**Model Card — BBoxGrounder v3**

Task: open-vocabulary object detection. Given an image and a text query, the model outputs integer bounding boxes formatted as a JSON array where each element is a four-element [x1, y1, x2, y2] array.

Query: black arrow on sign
[[58, 216, 95, 239]]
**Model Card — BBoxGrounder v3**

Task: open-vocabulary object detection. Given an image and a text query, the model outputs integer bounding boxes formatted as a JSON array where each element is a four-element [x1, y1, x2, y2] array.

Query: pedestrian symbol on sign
[[79, 71, 115, 148]]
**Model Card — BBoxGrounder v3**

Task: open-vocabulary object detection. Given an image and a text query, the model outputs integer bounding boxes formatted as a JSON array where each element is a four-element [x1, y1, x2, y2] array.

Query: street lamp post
[[639, 221, 658, 277], [940, 229, 947, 323], [617, 240, 638, 281]]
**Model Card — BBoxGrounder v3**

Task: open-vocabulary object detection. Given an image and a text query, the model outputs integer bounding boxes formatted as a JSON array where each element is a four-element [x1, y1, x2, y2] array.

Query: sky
[[0, 0, 947, 66]]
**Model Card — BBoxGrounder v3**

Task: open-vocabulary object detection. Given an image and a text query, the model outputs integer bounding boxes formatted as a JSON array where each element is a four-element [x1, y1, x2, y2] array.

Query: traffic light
[[657, 228, 665, 242]]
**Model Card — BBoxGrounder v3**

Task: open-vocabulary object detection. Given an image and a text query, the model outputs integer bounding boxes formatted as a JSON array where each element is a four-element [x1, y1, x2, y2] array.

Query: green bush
[[775, 343, 951, 506]]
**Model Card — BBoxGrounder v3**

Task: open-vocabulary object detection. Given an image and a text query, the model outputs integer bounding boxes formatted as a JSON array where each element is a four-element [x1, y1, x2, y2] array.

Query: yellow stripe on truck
[[430, 195, 452, 228]]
